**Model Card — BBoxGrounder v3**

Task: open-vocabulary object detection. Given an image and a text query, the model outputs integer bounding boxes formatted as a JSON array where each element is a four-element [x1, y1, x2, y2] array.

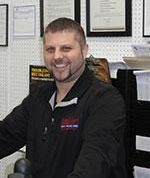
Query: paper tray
[[123, 56, 150, 69]]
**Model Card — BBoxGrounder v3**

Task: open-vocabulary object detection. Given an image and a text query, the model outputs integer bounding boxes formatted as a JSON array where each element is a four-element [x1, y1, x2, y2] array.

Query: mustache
[[53, 58, 71, 65]]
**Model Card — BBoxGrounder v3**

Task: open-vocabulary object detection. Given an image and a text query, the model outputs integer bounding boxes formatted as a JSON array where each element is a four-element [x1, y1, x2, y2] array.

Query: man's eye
[[46, 48, 54, 53], [62, 47, 71, 52]]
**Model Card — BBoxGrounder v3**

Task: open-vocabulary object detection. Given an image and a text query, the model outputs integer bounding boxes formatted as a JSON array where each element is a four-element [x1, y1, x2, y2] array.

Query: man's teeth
[[55, 64, 66, 68]]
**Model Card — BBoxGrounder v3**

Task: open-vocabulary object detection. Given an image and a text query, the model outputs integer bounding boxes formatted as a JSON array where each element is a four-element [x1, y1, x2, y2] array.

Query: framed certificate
[[143, 0, 150, 37], [13, 5, 36, 39], [0, 4, 8, 46], [86, 0, 132, 37], [40, 0, 80, 37]]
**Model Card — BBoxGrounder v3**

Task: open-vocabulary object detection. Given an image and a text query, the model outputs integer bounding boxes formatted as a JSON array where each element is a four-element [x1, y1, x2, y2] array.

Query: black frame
[[143, 0, 150, 37], [0, 4, 8, 46], [40, 0, 80, 37], [86, 0, 132, 37]]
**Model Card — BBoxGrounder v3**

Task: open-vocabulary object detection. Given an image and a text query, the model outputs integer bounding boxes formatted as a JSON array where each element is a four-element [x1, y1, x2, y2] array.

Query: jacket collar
[[39, 66, 94, 106], [62, 66, 94, 101]]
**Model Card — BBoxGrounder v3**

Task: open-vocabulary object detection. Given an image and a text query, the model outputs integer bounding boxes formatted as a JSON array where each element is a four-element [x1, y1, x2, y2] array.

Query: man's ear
[[83, 44, 89, 59]]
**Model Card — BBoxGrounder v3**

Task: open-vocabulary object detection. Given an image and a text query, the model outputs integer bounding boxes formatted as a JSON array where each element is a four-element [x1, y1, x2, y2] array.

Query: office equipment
[[112, 69, 150, 178]]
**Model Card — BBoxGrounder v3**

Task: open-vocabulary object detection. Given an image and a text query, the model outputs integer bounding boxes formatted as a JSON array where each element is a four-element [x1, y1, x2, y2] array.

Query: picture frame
[[143, 0, 150, 37], [13, 5, 36, 39], [86, 0, 132, 37], [40, 0, 80, 37], [0, 4, 8, 46]]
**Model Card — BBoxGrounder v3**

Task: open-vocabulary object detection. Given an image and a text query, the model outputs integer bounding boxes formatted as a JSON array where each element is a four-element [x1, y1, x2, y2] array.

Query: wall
[[0, 0, 149, 177]]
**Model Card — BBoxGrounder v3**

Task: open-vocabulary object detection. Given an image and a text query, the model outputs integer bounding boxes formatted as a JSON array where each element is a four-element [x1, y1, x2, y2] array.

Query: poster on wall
[[29, 65, 53, 92], [40, 0, 80, 36], [0, 4, 8, 46]]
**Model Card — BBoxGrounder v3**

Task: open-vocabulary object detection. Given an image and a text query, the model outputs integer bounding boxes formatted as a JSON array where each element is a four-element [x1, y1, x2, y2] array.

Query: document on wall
[[44, 0, 74, 29], [90, 0, 125, 32], [13, 5, 36, 38], [0, 5, 7, 45]]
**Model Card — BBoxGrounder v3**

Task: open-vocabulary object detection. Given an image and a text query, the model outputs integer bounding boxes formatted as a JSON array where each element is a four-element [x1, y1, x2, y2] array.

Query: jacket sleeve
[[68, 86, 127, 178], [0, 96, 30, 159]]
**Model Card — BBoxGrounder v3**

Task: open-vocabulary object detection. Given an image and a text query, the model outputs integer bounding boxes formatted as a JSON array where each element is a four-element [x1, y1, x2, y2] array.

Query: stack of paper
[[108, 61, 128, 78], [133, 70, 150, 101], [134, 166, 150, 178], [123, 56, 150, 70], [131, 44, 150, 57]]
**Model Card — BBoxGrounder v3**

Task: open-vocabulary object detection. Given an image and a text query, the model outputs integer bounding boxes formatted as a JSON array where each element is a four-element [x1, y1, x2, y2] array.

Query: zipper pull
[[42, 126, 48, 141], [51, 118, 55, 126]]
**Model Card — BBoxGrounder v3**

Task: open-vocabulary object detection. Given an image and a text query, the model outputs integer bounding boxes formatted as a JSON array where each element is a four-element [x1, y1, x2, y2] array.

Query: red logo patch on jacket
[[61, 117, 79, 131]]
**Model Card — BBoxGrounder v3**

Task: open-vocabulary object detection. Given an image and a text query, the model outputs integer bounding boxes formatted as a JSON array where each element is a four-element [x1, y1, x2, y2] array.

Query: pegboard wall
[[0, 0, 150, 177]]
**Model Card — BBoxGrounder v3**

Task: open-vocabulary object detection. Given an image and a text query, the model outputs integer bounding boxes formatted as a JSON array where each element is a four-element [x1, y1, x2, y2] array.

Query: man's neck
[[56, 80, 77, 103]]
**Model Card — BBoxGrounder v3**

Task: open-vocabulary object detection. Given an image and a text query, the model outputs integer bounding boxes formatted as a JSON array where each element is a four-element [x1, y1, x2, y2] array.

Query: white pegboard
[[0, 0, 10, 121], [82, 0, 147, 61], [7, 0, 42, 111], [0, 0, 150, 177]]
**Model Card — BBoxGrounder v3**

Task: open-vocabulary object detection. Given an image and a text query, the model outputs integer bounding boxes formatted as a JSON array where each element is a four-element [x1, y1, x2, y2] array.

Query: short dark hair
[[43, 17, 86, 48]]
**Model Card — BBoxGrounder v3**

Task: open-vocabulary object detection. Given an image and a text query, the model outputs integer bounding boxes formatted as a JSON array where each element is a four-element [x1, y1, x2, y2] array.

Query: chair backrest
[[86, 55, 111, 83]]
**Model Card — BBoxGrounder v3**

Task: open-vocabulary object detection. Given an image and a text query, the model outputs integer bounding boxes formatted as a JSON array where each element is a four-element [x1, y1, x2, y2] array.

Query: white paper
[[134, 166, 150, 178], [132, 44, 150, 57], [13, 5, 36, 38], [90, 0, 125, 32], [109, 61, 128, 78], [136, 135, 150, 152], [134, 70, 150, 101], [44, 0, 74, 29]]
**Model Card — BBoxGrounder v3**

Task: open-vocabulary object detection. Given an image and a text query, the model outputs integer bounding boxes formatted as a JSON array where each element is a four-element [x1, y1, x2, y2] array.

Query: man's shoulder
[[90, 77, 123, 101], [29, 81, 55, 100]]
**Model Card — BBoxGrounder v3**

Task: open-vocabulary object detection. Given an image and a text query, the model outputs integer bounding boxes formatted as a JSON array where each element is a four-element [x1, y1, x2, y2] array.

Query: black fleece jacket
[[0, 67, 127, 178]]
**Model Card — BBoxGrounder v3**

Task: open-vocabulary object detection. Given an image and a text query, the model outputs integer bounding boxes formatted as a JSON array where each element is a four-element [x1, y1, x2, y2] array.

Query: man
[[0, 17, 127, 178]]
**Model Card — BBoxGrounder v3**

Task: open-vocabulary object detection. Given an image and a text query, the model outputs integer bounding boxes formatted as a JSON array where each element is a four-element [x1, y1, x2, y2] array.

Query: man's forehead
[[47, 30, 77, 36], [45, 31, 79, 42]]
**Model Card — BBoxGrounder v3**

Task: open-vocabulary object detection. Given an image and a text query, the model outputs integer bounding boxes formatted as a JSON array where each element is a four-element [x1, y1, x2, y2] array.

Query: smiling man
[[0, 18, 127, 178], [43, 18, 88, 103]]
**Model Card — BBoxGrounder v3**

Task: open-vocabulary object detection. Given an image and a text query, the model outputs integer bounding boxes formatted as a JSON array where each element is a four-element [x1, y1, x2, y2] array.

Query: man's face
[[43, 31, 88, 83]]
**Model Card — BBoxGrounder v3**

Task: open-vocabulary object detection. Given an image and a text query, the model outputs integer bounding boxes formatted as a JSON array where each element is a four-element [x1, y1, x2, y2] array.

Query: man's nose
[[54, 49, 63, 59]]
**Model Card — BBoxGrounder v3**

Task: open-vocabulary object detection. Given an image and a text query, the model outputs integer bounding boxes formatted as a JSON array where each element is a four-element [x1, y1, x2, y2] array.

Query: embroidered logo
[[61, 117, 79, 131]]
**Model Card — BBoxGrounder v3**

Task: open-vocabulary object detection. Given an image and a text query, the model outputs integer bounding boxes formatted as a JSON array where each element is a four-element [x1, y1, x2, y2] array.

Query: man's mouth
[[55, 63, 67, 68]]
